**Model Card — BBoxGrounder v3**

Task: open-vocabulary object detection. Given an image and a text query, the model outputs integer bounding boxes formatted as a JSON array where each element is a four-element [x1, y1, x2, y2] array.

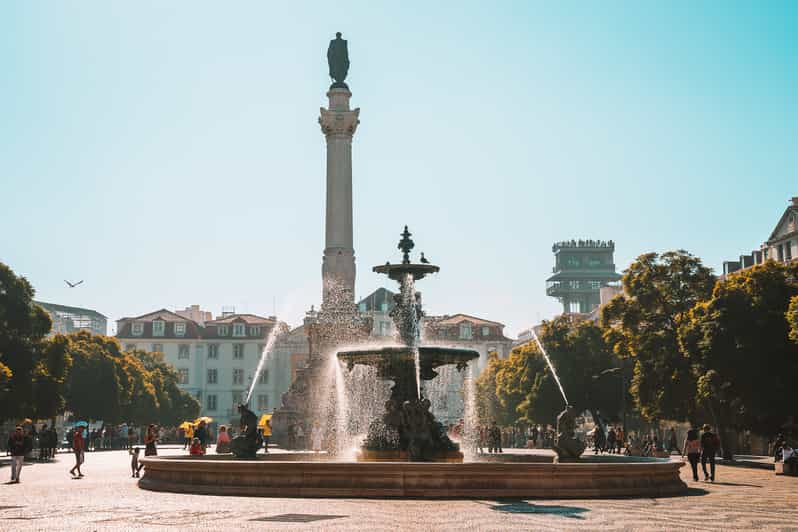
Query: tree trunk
[[706, 399, 733, 460]]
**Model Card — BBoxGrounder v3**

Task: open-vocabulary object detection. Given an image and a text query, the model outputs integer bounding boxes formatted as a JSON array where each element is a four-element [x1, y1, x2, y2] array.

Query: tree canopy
[[680, 261, 798, 435], [601, 250, 715, 422]]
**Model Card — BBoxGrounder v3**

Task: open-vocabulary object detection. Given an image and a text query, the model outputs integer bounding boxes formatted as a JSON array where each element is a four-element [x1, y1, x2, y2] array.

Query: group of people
[[590, 425, 626, 454]]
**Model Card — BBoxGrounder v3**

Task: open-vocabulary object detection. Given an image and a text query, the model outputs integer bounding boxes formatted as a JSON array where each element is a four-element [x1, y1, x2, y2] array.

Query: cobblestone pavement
[[1, 448, 797, 531]]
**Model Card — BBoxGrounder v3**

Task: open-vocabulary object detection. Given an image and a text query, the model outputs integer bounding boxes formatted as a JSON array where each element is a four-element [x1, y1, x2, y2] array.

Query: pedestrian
[[295, 422, 305, 450], [144, 424, 158, 457], [183, 423, 194, 450], [194, 421, 208, 453], [682, 428, 702, 481], [700, 424, 720, 482], [616, 427, 625, 453], [607, 427, 617, 454], [215, 425, 231, 454], [130, 446, 144, 477], [7, 426, 26, 483], [261, 416, 272, 453], [488, 421, 502, 453], [69, 426, 85, 478], [311, 421, 323, 453], [668, 427, 679, 454], [189, 437, 203, 456], [530, 425, 539, 449]]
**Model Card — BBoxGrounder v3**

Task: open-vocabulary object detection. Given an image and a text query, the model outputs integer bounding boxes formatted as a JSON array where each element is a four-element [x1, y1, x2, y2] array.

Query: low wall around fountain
[[139, 456, 687, 498]]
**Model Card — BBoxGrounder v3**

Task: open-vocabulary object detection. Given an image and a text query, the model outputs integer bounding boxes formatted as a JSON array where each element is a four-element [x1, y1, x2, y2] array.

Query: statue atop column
[[327, 32, 350, 89]]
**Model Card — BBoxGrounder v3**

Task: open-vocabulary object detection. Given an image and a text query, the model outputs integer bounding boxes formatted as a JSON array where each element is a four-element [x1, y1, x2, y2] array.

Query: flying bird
[[420, 253, 430, 264], [64, 280, 84, 288]]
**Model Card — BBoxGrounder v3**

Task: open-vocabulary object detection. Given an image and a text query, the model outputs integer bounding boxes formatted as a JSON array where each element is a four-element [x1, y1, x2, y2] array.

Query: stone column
[[319, 88, 360, 304]]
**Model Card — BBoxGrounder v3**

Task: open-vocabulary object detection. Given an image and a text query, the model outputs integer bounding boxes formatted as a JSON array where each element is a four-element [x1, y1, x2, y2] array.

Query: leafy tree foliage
[[475, 351, 528, 425], [522, 317, 622, 426], [0, 262, 59, 421], [64, 331, 200, 424], [680, 261, 798, 435], [601, 251, 715, 422], [788, 294, 798, 344]]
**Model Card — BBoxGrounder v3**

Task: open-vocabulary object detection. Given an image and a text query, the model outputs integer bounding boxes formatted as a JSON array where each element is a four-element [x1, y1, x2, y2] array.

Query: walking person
[[129, 446, 144, 477], [261, 416, 272, 453], [69, 426, 85, 478], [311, 421, 324, 453], [7, 426, 26, 483], [144, 424, 158, 457], [700, 424, 720, 482], [682, 428, 702, 481], [668, 427, 679, 454]]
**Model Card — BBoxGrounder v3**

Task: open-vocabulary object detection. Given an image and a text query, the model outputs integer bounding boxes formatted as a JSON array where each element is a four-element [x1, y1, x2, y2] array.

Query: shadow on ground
[[487, 500, 589, 519]]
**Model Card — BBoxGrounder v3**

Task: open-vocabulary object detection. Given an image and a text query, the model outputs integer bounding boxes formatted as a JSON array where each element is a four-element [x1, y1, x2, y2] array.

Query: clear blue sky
[[1, 1, 796, 336]]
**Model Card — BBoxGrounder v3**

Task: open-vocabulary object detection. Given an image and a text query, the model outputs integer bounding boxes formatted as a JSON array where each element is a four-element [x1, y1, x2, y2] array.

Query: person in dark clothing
[[700, 424, 719, 482], [7, 426, 26, 483], [194, 421, 208, 453], [488, 421, 502, 453]]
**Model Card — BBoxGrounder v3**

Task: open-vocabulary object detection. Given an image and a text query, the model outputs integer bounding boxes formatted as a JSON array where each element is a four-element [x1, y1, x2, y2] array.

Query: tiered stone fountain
[[138, 229, 687, 498], [338, 226, 478, 461]]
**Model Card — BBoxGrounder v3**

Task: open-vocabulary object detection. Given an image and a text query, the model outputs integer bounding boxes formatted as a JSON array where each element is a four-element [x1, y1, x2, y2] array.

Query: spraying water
[[245, 323, 281, 404], [530, 328, 569, 405]]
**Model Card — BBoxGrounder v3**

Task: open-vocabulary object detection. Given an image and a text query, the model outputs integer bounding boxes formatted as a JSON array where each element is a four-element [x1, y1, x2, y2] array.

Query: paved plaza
[[1, 448, 797, 531]]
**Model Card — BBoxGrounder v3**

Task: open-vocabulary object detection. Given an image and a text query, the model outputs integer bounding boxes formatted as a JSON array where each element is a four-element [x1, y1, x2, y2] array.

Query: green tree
[[788, 294, 798, 344], [32, 334, 73, 420], [0, 262, 54, 421], [680, 261, 798, 444], [601, 250, 715, 422], [475, 351, 520, 425], [522, 317, 621, 427], [64, 331, 126, 422]]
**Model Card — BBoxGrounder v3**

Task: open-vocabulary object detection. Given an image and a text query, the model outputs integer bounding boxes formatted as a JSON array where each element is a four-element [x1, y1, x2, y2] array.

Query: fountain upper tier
[[337, 345, 477, 381]]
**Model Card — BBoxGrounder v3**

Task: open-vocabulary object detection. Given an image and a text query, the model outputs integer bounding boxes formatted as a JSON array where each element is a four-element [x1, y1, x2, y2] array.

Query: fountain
[[337, 226, 478, 461]]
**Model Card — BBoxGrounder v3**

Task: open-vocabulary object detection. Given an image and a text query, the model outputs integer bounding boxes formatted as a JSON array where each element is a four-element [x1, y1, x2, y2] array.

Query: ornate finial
[[398, 225, 415, 264]]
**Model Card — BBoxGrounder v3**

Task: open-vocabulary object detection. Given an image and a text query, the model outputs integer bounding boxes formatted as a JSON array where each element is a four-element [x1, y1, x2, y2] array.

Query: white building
[[724, 196, 798, 275], [116, 308, 291, 425]]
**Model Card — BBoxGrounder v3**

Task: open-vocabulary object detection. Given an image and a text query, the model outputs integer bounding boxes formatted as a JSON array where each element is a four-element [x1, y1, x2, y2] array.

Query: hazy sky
[[2, 1, 796, 336]]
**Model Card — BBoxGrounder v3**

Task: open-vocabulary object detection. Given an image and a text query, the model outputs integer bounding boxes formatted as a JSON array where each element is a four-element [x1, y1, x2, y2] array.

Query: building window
[[207, 368, 218, 384], [218, 325, 229, 336], [195, 344, 204, 358], [233, 344, 245, 360], [174, 323, 186, 336], [178, 344, 190, 359], [459, 323, 472, 340], [206, 394, 217, 411], [177, 368, 189, 385], [131, 322, 144, 336], [208, 344, 219, 359], [358, 302, 367, 312], [481, 326, 490, 337], [151, 343, 163, 353], [258, 370, 268, 384], [378, 321, 391, 336], [569, 301, 581, 313], [233, 368, 244, 385], [257, 394, 268, 411], [233, 323, 246, 337], [249, 326, 261, 336], [125, 344, 136, 352], [232, 391, 244, 405], [152, 320, 165, 337], [380, 302, 388, 312]]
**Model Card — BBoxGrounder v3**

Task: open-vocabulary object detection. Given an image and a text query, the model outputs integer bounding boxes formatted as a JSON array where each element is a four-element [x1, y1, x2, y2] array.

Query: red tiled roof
[[206, 314, 277, 325], [430, 313, 505, 327]]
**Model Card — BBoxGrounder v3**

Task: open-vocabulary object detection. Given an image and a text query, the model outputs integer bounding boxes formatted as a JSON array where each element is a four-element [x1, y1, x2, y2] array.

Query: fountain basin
[[139, 455, 686, 498]]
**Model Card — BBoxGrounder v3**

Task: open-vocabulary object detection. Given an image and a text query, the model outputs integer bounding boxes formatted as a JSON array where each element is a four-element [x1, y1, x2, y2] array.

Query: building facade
[[36, 301, 107, 336], [546, 240, 621, 314], [116, 308, 292, 425], [723, 197, 798, 275]]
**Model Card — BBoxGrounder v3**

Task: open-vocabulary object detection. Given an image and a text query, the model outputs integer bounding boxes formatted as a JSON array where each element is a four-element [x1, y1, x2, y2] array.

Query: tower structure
[[319, 71, 359, 304], [546, 240, 621, 314]]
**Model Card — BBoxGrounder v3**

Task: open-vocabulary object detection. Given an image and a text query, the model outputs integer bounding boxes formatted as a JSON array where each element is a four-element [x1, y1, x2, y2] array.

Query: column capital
[[319, 107, 360, 137]]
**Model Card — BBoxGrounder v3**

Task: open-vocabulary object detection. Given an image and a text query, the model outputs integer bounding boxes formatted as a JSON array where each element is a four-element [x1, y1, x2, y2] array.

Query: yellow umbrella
[[194, 416, 213, 424], [258, 414, 272, 428], [179, 421, 194, 430]]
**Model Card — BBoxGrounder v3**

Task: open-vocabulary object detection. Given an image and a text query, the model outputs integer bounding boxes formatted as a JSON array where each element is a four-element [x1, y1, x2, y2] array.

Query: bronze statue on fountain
[[337, 227, 479, 461], [232, 403, 261, 459]]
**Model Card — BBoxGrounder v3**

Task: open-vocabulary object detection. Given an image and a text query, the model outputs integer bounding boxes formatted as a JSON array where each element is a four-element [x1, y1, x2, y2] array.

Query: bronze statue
[[553, 405, 586, 462], [327, 32, 350, 89], [231, 403, 261, 459]]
